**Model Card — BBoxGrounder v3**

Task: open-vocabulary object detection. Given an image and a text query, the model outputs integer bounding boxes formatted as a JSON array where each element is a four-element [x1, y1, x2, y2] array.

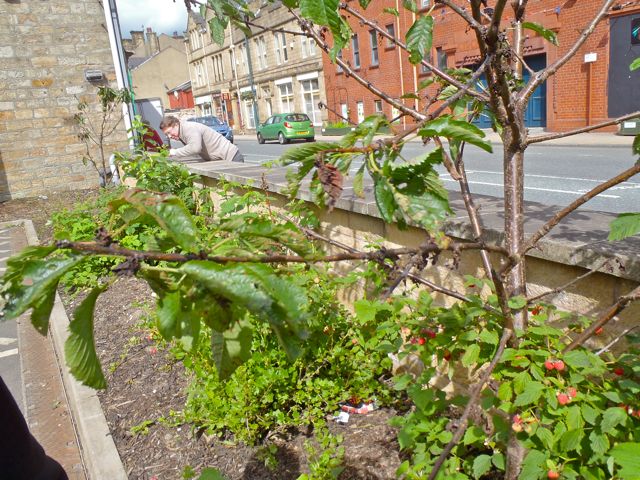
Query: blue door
[[472, 54, 547, 128]]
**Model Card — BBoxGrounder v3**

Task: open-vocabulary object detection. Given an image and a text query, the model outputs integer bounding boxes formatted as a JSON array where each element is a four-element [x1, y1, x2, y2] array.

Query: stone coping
[[184, 160, 640, 284]]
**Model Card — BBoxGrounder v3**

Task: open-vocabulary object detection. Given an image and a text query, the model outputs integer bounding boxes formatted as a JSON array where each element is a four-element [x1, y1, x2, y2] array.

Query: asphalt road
[[235, 139, 640, 214]]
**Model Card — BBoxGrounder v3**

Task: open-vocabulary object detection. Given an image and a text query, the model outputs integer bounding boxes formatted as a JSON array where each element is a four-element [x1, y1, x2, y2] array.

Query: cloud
[[116, 0, 190, 36]]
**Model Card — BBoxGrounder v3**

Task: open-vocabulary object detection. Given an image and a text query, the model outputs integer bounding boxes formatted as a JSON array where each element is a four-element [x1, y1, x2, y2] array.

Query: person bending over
[[160, 115, 244, 163]]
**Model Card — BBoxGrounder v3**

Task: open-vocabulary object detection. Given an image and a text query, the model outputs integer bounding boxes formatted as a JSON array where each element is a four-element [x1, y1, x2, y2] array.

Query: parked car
[[256, 113, 315, 144], [188, 115, 234, 143]]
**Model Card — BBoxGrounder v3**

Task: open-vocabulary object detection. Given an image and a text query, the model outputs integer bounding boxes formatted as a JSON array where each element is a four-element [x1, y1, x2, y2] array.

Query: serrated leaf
[[589, 430, 610, 456], [508, 295, 527, 310], [353, 163, 365, 198], [522, 21, 559, 46], [564, 350, 592, 368], [373, 174, 398, 223], [64, 286, 107, 389], [300, 0, 349, 51], [279, 141, 338, 166], [383, 7, 399, 16], [156, 291, 181, 339], [30, 286, 57, 335], [497, 382, 512, 402], [514, 381, 545, 406], [117, 189, 199, 251], [610, 443, 640, 479], [565, 405, 583, 430], [461, 343, 480, 367], [609, 213, 640, 241], [211, 317, 253, 380], [629, 57, 640, 71], [601, 406, 627, 433], [519, 449, 547, 480], [403, 0, 417, 13], [419, 115, 493, 153], [197, 468, 227, 480], [406, 15, 434, 64], [463, 425, 485, 445], [581, 404, 600, 425], [208, 17, 226, 45], [472, 454, 492, 479], [536, 427, 554, 450]]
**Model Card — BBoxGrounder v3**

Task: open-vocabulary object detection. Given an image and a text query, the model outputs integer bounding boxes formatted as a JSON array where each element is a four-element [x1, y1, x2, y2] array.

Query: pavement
[[232, 128, 637, 148], [0, 220, 127, 480]]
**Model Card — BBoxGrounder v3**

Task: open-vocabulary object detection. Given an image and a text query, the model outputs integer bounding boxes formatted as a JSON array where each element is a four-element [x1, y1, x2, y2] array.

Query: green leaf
[[461, 343, 480, 367], [383, 7, 399, 16], [610, 443, 640, 480], [373, 174, 398, 223], [609, 213, 640, 241], [403, 0, 417, 13], [522, 22, 559, 46], [563, 350, 592, 368], [479, 329, 499, 345], [601, 406, 627, 433], [208, 17, 226, 45], [513, 381, 545, 406], [30, 287, 57, 335], [472, 454, 492, 479], [278, 141, 338, 166], [299, 0, 349, 52], [507, 295, 527, 310], [419, 115, 493, 153], [589, 430, 610, 456], [565, 405, 583, 430], [463, 425, 485, 445], [630, 57, 640, 71], [634, 134, 640, 155], [115, 189, 199, 251], [156, 291, 181, 339], [497, 382, 512, 402], [560, 428, 583, 452], [353, 163, 365, 198], [519, 449, 547, 480], [210, 317, 253, 380], [64, 286, 107, 389], [581, 404, 600, 425], [492, 452, 505, 470], [197, 467, 228, 480], [535, 427, 554, 450], [406, 15, 434, 64]]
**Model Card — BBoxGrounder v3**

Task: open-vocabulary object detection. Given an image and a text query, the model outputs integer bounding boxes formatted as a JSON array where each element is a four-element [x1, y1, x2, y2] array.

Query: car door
[[267, 116, 280, 139]]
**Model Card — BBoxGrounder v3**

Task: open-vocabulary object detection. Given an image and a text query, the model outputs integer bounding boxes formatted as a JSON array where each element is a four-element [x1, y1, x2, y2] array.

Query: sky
[[116, 0, 191, 37]]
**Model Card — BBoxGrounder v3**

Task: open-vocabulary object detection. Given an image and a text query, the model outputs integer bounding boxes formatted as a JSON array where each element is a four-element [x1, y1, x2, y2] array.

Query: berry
[[567, 387, 577, 398], [443, 350, 452, 361], [417, 337, 426, 345], [557, 393, 570, 405], [594, 327, 604, 335], [531, 305, 543, 315], [545, 360, 556, 371], [614, 367, 625, 376], [547, 471, 560, 480], [554, 360, 565, 371], [421, 329, 437, 339], [512, 422, 523, 432]]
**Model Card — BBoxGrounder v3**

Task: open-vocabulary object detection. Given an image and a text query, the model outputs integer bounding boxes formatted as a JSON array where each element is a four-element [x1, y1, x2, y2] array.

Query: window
[[301, 36, 316, 58], [356, 101, 364, 124], [385, 24, 396, 48], [421, 0, 430, 8], [239, 44, 248, 73], [352, 34, 360, 69], [212, 54, 225, 82], [336, 50, 344, 73], [255, 36, 268, 70], [229, 50, 236, 76], [341, 103, 349, 122], [369, 30, 379, 66], [374, 100, 383, 114], [190, 30, 202, 51], [194, 61, 205, 86], [274, 32, 288, 64], [300, 79, 321, 125], [278, 82, 294, 112], [436, 47, 447, 70]]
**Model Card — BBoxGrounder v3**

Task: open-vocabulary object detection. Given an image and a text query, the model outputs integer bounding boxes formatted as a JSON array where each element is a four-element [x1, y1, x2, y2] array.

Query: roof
[[167, 80, 192, 93]]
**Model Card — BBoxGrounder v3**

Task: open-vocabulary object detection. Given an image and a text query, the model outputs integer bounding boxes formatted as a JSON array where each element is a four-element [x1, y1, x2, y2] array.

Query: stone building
[[0, 0, 128, 201], [186, 3, 328, 132], [322, 0, 640, 132]]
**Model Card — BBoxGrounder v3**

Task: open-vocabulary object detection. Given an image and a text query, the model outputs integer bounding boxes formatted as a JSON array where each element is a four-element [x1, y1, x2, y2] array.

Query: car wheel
[[257, 133, 265, 144], [305, 137, 315, 142], [278, 132, 288, 145]]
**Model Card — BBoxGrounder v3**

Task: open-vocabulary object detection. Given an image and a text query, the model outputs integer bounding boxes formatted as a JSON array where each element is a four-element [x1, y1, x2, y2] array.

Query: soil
[[0, 189, 404, 480]]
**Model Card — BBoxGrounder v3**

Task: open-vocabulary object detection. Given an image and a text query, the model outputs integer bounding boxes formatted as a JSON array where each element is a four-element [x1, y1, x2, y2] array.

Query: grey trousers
[[232, 151, 245, 162]]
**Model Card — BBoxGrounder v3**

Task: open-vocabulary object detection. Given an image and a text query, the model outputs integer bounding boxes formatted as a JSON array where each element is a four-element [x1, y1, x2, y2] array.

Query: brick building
[[322, 1, 640, 132], [0, 0, 128, 201]]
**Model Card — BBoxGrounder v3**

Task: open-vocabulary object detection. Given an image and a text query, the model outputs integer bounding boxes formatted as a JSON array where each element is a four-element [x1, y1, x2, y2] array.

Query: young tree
[[2, 0, 640, 478]]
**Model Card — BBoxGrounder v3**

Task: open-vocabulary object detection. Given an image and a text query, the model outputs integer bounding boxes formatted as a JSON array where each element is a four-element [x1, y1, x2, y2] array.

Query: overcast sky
[[115, 0, 190, 37]]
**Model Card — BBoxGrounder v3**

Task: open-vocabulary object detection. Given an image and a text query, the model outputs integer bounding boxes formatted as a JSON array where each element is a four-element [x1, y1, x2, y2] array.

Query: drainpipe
[[244, 34, 259, 127], [229, 26, 244, 130], [104, 0, 134, 142], [396, 0, 406, 129]]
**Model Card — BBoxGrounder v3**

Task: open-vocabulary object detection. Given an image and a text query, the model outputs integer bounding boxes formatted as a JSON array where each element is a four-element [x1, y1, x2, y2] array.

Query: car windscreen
[[285, 114, 309, 122], [201, 117, 223, 126]]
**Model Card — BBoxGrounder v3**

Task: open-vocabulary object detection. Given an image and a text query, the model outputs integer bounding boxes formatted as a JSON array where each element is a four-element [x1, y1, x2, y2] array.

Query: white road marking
[[464, 169, 640, 185], [0, 337, 17, 346], [0, 348, 18, 358], [440, 178, 620, 198]]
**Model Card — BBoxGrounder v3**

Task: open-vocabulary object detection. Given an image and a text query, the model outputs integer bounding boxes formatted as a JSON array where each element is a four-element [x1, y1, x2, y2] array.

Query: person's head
[[160, 116, 180, 140]]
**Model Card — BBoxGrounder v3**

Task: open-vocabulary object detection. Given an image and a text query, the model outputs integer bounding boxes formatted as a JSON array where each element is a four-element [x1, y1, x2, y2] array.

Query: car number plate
[[297, 131, 308, 135]]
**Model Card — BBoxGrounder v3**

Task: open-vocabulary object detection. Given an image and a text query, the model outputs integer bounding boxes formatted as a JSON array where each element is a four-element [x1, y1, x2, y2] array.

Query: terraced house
[[322, 0, 640, 133], [186, 2, 328, 132]]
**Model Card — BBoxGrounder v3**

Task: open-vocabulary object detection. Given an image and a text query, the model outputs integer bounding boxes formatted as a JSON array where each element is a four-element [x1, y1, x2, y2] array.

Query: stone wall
[[0, 0, 128, 201]]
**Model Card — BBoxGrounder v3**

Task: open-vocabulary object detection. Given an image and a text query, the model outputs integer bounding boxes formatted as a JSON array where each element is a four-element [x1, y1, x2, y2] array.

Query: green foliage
[[298, 425, 345, 480], [406, 15, 434, 64], [629, 58, 640, 71], [522, 22, 559, 46], [609, 213, 640, 241]]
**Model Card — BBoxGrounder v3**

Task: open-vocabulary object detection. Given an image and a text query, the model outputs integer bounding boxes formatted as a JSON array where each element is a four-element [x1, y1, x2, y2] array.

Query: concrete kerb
[[1, 219, 127, 480]]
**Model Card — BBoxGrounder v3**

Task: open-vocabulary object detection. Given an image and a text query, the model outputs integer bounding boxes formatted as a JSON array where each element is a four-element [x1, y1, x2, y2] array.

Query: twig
[[596, 326, 640, 355], [526, 259, 611, 304], [563, 285, 640, 354], [428, 328, 513, 480]]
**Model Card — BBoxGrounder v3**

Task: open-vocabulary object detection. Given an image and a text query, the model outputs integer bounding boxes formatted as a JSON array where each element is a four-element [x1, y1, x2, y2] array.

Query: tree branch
[[428, 328, 513, 480], [563, 285, 640, 354]]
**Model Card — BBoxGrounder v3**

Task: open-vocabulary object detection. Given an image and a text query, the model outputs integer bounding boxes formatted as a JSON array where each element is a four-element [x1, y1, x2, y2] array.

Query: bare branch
[[563, 285, 640, 353], [435, 0, 485, 33], [428, 328, 513, 480], [526, 259, 611, 304], [596, 326, 640, 355], [527, 111, 640, 145]]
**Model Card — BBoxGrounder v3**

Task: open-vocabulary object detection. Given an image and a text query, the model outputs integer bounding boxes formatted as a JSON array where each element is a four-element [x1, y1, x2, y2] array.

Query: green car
[[256, 113, 315, 144]]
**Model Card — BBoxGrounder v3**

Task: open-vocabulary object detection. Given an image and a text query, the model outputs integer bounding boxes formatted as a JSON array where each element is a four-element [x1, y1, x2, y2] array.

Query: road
[[235, 139, 640, 214]]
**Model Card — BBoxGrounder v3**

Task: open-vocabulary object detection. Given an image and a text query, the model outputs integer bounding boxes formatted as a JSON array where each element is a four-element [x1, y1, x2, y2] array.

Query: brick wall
[[322, 1, 640, 133], [0, 0, 128, 202]]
